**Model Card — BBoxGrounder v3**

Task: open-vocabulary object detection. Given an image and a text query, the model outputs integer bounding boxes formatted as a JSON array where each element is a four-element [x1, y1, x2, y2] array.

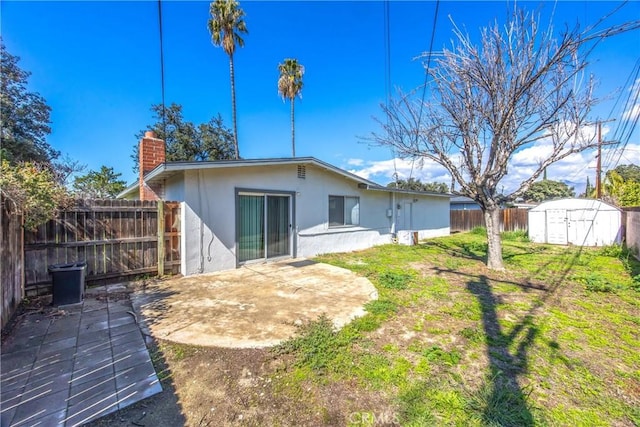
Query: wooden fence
[[623, 207, 639, 257], [450, 208, 529, 233], [23, 200, 180, 296], [1, 199, 24, 329]]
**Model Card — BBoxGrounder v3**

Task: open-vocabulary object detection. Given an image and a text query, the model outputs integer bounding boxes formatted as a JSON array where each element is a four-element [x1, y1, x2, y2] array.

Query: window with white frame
[[329, 195, 360, 227]]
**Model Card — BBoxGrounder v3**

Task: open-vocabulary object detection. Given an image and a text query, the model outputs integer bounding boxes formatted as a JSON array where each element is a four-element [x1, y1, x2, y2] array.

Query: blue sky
[[2, 1, 639, 193]]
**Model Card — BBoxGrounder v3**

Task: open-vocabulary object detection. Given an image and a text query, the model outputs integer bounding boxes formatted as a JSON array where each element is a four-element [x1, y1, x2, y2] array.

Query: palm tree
[[277, 58, 304, 157], [208, 0, 248, 160]]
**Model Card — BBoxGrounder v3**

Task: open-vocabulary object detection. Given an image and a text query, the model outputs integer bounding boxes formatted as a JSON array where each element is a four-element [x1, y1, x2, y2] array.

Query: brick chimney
[[139, 131, 166, 201]]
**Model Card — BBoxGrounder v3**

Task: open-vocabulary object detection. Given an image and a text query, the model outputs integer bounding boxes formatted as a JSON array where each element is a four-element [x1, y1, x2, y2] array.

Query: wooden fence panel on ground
[[23, 200, 180, 296], [450, 208, 529, 233], [1, 199, 24, 329]]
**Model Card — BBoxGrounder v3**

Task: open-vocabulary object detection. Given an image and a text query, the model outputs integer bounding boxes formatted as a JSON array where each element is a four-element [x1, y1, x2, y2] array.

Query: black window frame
[[328, 195, 360, 227]]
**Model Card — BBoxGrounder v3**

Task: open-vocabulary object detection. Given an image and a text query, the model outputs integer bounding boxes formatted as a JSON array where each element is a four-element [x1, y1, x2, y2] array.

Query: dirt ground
[[88, 261, 387, 426], [88, 337, 393, 427]]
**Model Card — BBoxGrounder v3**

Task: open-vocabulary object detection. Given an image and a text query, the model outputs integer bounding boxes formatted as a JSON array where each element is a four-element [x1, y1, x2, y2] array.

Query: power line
[[384, 0, 391, 108], [565, 59, 640, 187], [603, 59, 640, 171], [408, 0, 439, 185], [415, 0, 440, 138], [383, 0, 399, 187], [158, 0, 167, 137], [604, 59, 640, 163]]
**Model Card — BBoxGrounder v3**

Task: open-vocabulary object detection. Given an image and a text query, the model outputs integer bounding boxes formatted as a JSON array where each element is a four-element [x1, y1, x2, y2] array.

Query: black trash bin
[[48, 262, 87, 306]]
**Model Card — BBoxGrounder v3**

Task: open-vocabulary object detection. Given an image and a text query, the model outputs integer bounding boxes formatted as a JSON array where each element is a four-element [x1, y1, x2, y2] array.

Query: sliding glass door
[[238, 193, 291, 263], [266, 196, 290, 258], [238, 195, 265, 262]]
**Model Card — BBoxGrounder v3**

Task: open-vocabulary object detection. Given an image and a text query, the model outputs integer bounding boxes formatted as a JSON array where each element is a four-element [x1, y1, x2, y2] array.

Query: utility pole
[[595, 121, 602, 199]]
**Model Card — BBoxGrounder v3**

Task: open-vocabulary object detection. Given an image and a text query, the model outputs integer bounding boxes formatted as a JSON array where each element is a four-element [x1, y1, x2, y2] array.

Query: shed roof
[[529, 198, 620, 212]]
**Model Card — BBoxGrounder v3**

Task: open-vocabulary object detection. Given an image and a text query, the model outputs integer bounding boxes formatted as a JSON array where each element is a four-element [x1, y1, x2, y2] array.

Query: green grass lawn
[[275, 230, 640, 426]]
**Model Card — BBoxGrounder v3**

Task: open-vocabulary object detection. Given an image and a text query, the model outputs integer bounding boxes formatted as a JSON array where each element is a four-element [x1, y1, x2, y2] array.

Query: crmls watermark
[[348, 411, 400, 426]]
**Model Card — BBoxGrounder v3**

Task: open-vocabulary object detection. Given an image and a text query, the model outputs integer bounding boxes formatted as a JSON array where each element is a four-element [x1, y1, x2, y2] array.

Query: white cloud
[[511, 142, 554, 166], [345, 142, 640, 195], [346, 157, 450, 185], [346, 158, 364, 166], [622, 78, 640, 122], [509, 122, 603, 167], [622, 104, 640, 122]]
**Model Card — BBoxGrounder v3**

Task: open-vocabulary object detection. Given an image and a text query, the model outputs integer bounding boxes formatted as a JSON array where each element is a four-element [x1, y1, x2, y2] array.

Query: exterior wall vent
[[297, 165, 306, 179]]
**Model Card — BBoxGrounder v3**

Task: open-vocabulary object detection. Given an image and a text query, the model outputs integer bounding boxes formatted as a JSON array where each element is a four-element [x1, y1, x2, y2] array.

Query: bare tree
[[370, 6, 639, 270]]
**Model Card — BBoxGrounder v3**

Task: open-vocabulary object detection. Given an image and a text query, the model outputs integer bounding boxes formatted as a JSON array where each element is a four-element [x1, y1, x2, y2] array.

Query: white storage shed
[[528, 199, 622, 246]]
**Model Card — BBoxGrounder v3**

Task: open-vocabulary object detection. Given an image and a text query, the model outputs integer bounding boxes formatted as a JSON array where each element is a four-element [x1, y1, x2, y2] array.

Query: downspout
[[391, 191, 397, 236], [197, 170, 204, 274]]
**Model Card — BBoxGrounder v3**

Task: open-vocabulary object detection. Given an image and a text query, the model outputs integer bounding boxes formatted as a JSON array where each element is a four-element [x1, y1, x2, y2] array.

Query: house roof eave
[[362, 184, 452, 198], [118, 157, 445, 199]]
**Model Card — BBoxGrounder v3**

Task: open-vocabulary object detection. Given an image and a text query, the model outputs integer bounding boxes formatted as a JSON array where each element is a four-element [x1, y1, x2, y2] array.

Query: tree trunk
[[229, 55, 239, 159], [291, 98, 295, 157], [484, 207, 504, 270]]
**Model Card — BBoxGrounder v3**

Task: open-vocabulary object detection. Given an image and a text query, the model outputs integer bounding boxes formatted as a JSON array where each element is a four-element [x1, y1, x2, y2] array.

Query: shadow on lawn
[[439, 245, 584, 425], [466, 275, 537, 425], [421, 240, 488, 263]]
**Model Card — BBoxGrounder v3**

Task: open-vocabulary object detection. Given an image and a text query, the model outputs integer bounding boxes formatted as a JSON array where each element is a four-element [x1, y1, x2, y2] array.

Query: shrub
[[597, 244, 624, 258], [422, 346, 461, 366], [460, 327, 484, 343], [574, 272, 617, 293], [378, 271, 412, 290], [0, 160, 69, 229], [350, 315, 381, 332], [470, 226, 487, 236], [274, 314, 357, 372], [502, 230, 530, 242], [364, 299, 398, 316]]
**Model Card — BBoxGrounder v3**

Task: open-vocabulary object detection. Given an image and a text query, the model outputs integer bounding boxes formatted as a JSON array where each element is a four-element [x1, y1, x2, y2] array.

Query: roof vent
[[297, 165, 306, 179]]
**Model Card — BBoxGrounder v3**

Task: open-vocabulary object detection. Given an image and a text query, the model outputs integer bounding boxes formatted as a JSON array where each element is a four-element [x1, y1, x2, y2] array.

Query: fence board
[[450, 208, 529, 233], [23, 200, 181, 295], [1, 199, 24, 329]]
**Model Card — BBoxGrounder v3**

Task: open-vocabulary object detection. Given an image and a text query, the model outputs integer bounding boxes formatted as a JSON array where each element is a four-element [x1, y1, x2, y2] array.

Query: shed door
[[546, 209, 568, 245], [568, 209, 596, 246]]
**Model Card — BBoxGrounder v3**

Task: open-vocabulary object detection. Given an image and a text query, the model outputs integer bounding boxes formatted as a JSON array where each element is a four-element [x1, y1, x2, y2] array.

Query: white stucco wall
[[394, 193, 450, 239], [164, 163, 450, 275], [164, 173, 185, 201], [296, 168, 395, 257]]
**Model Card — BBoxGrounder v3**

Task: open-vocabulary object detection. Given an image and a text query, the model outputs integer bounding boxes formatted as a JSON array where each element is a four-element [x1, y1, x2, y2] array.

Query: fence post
[[157, 202, 165, 276]]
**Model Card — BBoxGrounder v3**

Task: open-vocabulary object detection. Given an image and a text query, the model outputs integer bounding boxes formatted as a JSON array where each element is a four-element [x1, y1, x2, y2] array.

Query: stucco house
[[450, 196, 481, 211], [119, 132, 451, 275]]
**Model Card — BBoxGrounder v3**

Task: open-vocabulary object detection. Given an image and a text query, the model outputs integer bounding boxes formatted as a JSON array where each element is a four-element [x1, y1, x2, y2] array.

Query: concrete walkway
[[133, 259, 378, 348], [0, 289, 162, 426]]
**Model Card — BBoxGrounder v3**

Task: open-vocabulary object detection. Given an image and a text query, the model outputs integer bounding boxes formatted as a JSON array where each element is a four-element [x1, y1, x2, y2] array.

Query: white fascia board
[[141, 157, 380, 188], [363, 184, 453, 198]]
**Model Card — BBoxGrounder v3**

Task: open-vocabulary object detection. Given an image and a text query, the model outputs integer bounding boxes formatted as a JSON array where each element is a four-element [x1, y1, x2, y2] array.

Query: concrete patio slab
[[133, 259, 378, 348], [0, 289, 162, 426]]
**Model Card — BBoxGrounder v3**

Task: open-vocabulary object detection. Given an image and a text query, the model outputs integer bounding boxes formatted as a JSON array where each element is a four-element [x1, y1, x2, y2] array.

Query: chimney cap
[[144, 130, 156, 138]]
